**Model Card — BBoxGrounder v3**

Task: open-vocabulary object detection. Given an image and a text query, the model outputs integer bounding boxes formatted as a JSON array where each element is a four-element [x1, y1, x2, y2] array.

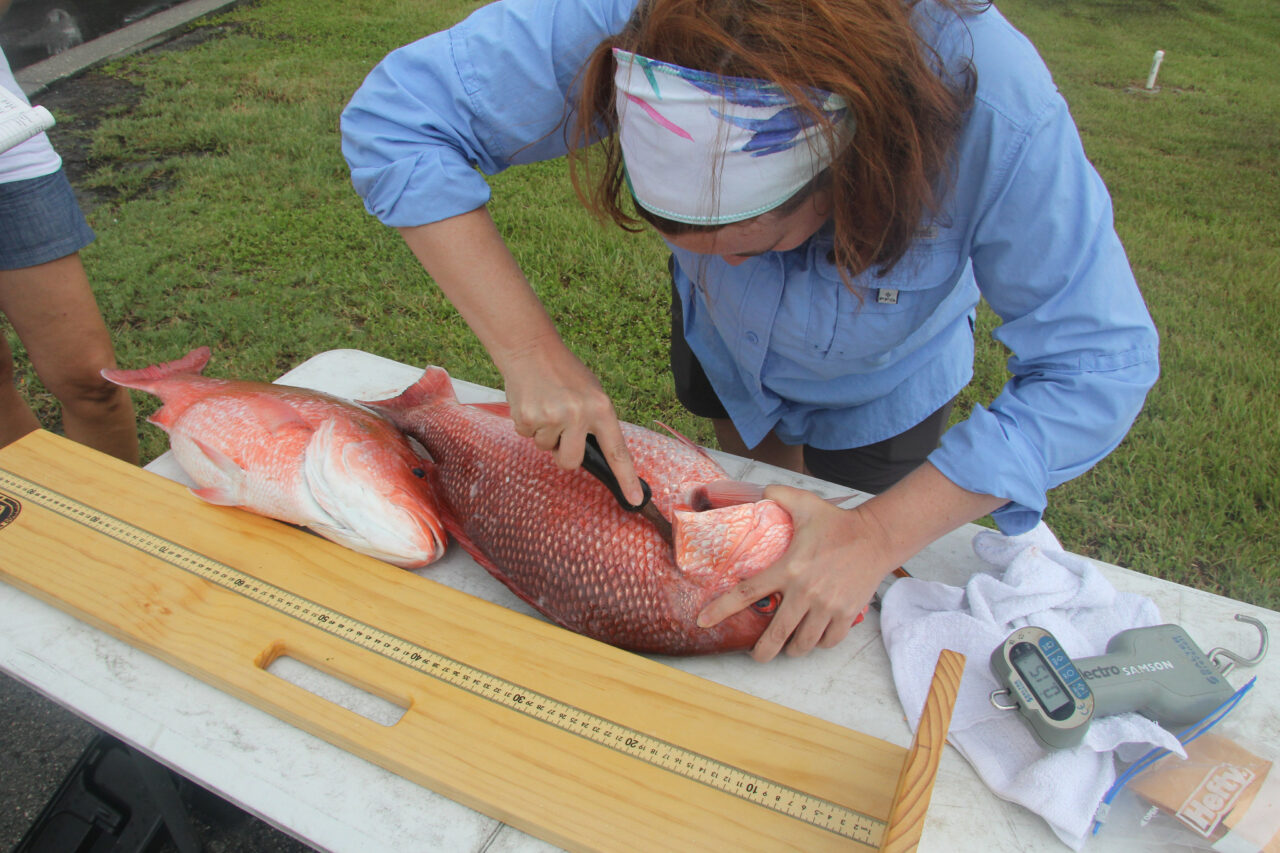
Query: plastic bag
[[1097, 730, 1278, 851]]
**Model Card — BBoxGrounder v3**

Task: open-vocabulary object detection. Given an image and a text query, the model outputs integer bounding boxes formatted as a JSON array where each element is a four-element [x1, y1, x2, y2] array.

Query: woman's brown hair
[[568, 0, 980, 279]]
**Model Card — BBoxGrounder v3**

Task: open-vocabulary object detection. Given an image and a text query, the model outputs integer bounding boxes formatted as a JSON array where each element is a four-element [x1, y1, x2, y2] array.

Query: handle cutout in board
[[257, 642, 409, 727]]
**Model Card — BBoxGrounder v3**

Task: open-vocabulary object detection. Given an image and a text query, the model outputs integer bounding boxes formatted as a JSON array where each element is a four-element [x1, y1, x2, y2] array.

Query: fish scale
[[366, 366, 795, 655]]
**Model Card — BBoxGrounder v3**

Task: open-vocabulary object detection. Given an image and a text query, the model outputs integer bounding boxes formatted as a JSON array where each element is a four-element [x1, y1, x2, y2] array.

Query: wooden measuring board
[[0, 431, 962, 852]]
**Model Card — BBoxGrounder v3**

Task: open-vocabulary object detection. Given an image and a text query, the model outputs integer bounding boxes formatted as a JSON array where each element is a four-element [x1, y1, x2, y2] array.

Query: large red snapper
[[364, 366, 794, 655], [102, 347, 449, 568]]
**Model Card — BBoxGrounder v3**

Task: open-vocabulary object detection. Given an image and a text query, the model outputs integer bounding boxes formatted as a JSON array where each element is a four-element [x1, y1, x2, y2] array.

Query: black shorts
[[669, 263, 952, 494]]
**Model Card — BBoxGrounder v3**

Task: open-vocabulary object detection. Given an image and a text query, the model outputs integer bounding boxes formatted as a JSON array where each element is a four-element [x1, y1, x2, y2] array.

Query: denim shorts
[[668, 260, 952, 494], [0, 169, 95, 271]]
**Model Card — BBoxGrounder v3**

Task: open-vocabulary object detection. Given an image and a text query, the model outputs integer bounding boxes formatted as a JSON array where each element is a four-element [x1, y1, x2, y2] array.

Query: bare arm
[[397, 208, 643, 505], [698, 461, 1008, 662]]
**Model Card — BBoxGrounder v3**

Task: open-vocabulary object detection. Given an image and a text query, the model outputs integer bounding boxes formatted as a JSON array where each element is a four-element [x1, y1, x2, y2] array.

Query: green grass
[[10, 0, 1277, 608]]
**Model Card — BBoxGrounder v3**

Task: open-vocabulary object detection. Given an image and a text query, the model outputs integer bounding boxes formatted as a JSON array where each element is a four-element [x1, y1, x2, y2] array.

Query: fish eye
[[411, 467, 426, 478], [751, 594, 780, 615]]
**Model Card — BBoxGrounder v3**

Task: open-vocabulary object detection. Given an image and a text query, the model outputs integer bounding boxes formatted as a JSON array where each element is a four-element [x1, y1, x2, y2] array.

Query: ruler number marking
[[0, 470, 883, 846]]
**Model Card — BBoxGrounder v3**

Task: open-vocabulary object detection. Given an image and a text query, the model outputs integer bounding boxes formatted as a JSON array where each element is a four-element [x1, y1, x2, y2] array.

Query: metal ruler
[[0, 462, 889, 848]]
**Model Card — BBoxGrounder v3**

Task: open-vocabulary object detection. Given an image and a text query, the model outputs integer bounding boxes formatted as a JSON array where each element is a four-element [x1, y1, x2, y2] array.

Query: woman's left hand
[[696, 484, 897, 662], [696, 462, 1009, 662]]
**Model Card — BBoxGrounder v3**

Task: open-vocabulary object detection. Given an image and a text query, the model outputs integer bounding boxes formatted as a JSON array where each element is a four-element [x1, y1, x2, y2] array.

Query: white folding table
[[1, 348, 1275, 852]]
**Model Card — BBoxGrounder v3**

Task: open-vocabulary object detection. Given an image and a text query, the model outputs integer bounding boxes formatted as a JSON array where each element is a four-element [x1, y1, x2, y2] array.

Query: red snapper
[[364, 366, 794, 655], [103, 347, 449, 568]]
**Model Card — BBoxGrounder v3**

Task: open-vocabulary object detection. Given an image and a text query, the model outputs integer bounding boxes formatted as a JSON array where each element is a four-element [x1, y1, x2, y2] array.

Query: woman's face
[[657, 189, 833, 266]]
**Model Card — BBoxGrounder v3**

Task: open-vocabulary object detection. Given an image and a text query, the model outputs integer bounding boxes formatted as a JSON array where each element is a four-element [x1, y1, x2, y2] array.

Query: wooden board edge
[[880, 648, 965, 853]]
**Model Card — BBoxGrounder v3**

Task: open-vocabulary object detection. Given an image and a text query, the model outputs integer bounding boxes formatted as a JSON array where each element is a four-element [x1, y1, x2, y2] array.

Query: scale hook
[[1208, 614, 1269, 676], [990, 687, 1019, 711]]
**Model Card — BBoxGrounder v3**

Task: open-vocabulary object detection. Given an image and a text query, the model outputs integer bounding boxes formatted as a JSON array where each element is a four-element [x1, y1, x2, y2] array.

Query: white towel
[[880, 522, 1186, 849]]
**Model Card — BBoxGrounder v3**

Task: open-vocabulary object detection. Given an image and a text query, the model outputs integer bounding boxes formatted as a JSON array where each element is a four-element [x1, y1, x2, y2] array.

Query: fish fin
[[692, 479, 853, 510], [186, 436, 247, 506], [450, 529, 557, 620], [101, 346, 212, 390], [468, 402, 511, 417], [698, 479, 766, 508], [443, 512, 499, 574], [250, 395, 311, 436], [190, 484, 241, 506], [652, 420, 717, 462], [361, 366, 456, 411], [405, 434, 435, 463], [146, 408, 178, 431], [409, 462, 500, 573]]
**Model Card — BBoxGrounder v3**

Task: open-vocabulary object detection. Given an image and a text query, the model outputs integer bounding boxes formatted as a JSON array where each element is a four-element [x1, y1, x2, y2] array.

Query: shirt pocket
[[803, 239, 964, 368]]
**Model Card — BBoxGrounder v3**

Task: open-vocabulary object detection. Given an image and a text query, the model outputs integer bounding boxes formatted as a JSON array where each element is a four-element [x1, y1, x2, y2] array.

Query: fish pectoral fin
[[441, 514, 498, 574], [405, 434, 435, 463], [697, 479, 766, 508]]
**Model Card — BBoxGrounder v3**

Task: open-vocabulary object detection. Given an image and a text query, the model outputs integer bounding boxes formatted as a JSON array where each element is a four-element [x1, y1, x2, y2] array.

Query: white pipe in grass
[[1146, 50, 1166, 90]]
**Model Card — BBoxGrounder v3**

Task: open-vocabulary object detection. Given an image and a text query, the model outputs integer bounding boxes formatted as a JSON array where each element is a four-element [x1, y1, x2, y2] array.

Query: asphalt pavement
[[2, 2, 319, 849]]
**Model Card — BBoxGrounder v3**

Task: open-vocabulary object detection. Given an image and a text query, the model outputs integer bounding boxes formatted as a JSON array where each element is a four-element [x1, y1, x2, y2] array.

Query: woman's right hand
[[501, 335, 643, 506], [397, 209, 644, 507]]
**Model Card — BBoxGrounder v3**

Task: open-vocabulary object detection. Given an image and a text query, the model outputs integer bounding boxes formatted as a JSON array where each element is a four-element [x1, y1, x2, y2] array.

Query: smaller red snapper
[[103, 347, 449, 568]]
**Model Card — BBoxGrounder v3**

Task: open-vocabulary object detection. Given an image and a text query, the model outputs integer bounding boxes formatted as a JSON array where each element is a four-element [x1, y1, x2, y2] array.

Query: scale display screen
[[1010, 642, 1073, 718]]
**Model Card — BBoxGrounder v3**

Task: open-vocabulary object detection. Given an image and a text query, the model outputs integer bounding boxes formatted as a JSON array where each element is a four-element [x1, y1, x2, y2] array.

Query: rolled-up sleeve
[[340, 0, 634, 227], [929, 94, 1160, 534]]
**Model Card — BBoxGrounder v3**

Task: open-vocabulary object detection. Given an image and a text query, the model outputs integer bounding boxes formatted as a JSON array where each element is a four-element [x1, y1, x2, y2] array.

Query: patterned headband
[[613, 48, 851, 226]]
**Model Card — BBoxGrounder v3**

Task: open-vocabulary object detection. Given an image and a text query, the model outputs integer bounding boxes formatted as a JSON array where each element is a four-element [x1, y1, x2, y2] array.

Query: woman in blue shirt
[[341, 0, 1158, 661]]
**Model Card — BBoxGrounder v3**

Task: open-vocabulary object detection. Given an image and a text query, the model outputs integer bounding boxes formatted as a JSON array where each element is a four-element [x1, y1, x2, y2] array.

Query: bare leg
[[711, 417, 805, 473], [0, 330, 42, 446], [0, 253, 139, 464]]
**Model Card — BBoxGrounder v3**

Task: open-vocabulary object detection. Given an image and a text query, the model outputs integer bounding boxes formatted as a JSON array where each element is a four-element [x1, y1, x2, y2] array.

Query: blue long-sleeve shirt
[[340, 0, 1159, 535]]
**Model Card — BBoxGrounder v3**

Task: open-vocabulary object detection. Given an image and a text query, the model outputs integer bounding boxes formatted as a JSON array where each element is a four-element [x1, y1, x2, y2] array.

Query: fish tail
[[364, 366, 456, 412], [101, 346, 212, 389]]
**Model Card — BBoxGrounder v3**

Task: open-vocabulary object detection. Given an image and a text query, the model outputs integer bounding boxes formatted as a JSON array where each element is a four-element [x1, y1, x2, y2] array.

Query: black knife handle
[[582, 433, 652, 512]]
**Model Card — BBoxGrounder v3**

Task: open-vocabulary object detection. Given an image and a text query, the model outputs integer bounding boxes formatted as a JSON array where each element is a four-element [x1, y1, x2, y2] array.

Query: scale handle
[[1077, 624, 1235, 725]]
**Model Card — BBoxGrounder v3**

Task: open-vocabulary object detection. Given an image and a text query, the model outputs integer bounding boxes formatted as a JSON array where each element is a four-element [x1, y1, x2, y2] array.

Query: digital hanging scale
[[0, 431, 964, 852], [990, 620, 1267, 749]]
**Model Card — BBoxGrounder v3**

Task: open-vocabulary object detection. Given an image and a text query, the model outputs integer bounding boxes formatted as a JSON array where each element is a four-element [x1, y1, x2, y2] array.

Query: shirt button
[[745, 331, 759, 345]]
